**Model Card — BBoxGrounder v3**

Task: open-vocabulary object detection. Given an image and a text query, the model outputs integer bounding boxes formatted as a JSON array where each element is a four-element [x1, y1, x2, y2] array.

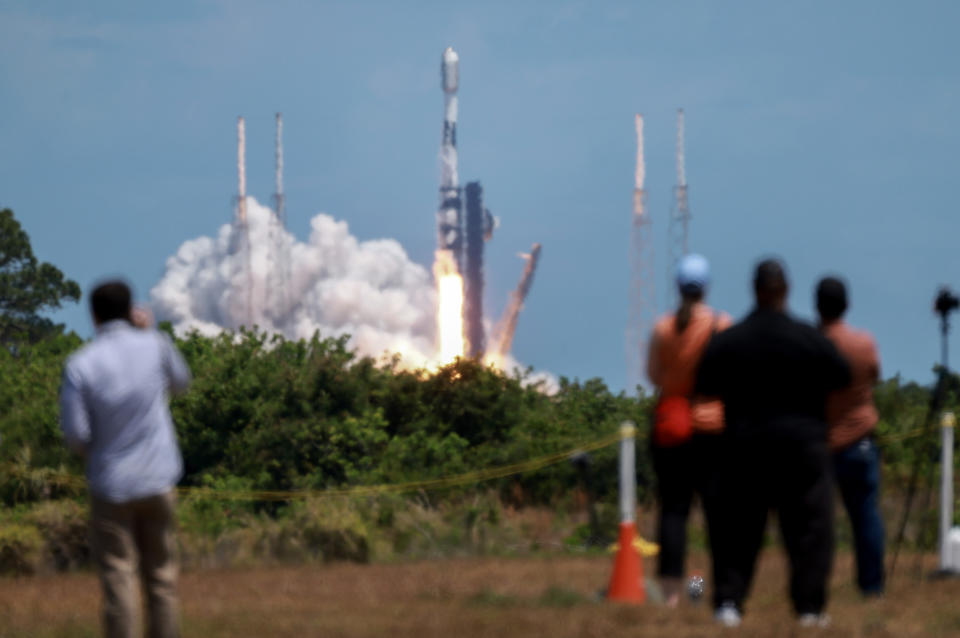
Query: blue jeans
[[833, 436, 885, 594]]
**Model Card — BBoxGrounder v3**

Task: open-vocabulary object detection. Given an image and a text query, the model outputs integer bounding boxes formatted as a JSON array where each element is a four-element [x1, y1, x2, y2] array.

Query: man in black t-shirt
[[696, 258, 850, 627]]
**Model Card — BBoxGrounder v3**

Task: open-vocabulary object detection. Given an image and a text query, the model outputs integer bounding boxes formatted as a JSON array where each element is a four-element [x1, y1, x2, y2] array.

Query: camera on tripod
[[935, 287, 960, 319]]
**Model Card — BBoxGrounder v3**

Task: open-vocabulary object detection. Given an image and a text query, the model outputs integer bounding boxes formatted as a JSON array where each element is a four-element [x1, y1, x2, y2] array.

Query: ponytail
[[674, 290, 704, 333]]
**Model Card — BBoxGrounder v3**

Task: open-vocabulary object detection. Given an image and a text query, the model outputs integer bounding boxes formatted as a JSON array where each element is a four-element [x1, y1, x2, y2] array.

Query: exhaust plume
[[487, 243, 542, 365]]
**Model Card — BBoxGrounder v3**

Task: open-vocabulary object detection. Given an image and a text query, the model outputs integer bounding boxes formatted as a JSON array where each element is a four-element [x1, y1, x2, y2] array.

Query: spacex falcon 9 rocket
[[437, 47, 462, 264], [434, 47, 466, 362]]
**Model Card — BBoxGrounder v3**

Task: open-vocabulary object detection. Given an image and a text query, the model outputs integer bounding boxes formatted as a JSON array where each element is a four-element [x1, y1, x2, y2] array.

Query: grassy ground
[[2, 550, 960, 637]]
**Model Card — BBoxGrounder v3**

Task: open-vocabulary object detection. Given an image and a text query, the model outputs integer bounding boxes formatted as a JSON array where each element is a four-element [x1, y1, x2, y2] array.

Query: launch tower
[[235, 115, 253, 328], [464, 181, 495, 359], [271, 112, 291, 317], [668, 108, 691, 303], [627, 114, 655, 394], [273, 112, 286, 228]]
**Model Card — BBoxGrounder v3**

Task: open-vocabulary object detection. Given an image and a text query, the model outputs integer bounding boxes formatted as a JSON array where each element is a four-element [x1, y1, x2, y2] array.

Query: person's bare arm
[[867, 335, 881, 383], [646, 329, 663, 388]]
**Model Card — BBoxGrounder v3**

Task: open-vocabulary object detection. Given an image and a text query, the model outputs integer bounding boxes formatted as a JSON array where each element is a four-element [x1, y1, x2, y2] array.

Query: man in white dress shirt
[[60, 280, 190, 638]]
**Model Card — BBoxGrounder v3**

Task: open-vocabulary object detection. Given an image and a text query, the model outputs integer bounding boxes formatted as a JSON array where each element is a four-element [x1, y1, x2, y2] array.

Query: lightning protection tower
[[667, 108, 691, 305], [627, 114, 655, 395], [235, 115, 254, 329], [271, 112, 292, 318]]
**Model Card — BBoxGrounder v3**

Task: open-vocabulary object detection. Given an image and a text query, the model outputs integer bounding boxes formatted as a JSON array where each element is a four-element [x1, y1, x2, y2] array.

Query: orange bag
[[652, 395, 694, 447]]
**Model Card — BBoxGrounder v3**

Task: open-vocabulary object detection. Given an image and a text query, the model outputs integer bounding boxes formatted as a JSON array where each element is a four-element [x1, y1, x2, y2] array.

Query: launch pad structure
[[464, 181, 495, 359], [230, 113, 293, 331], [667, 108, 691, 304], [627, 114, 654, 394], [271, 112, 292, 316], [235, 116, 254, 329]]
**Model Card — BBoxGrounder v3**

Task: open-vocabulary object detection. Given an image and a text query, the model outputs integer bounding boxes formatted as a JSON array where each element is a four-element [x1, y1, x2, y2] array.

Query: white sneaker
[[798, 613, 831, 628], [714, 602, 742, 628]]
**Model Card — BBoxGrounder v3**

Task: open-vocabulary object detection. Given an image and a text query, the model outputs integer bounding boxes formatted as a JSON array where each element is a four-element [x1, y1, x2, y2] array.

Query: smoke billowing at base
[[150, 197, 439, 370], [149, 196, 557, 391]]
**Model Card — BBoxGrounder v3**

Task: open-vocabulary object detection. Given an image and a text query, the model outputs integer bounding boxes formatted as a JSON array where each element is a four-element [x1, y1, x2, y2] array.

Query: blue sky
[[2, 1, 958, 391]]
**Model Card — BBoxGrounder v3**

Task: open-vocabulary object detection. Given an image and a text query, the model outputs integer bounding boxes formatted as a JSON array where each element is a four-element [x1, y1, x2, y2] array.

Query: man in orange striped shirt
[[816, 276, 885, 595]]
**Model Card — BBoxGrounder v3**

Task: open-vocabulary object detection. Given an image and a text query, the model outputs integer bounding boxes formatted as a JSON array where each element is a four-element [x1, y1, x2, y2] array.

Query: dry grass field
[[2, 551, 960, 637]]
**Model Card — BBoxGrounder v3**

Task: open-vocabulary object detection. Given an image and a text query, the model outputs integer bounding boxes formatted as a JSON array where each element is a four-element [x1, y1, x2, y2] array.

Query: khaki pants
[[90, 491, 180, 638]]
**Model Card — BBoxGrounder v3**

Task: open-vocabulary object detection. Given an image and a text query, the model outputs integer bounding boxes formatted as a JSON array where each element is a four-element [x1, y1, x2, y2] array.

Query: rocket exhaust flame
[[434, 250, 465, 363]]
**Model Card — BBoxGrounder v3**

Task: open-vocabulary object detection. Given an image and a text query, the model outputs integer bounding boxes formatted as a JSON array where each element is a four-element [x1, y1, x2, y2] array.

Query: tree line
[[0, 206, 954, 518]]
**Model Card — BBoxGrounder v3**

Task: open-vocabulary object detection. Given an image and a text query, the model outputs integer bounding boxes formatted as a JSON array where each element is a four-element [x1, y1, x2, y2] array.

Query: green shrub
[[4, 325, 957, 567], [25, 499, 90, 570], [0, 522, 44, 575]]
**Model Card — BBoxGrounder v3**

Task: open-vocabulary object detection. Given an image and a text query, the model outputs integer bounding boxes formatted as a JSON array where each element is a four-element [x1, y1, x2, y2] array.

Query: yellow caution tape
[[3, 430, 623, 502], [0, 424, 934, 503]]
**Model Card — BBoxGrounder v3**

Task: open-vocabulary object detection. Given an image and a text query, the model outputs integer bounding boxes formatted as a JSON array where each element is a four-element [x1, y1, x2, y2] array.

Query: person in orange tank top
[[816, 276, 885, 595], [647, 254, 731, 607]]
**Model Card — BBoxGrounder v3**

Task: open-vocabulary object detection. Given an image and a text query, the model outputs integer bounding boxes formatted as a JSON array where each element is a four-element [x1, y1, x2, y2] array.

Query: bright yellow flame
[[434, 251, 465, 363], [483, 351, 505, 371]]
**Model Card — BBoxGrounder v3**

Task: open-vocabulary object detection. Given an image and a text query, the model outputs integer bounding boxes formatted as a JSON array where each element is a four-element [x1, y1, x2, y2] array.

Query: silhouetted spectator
[[647, 254, 731, 607], [60, 280, 189, 638], [696, 258, 850, 627], [817, 276, 885, 595]]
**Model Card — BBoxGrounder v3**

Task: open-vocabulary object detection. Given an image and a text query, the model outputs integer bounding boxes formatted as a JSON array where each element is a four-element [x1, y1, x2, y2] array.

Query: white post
[[619, 421, 637, 524], [940, 411, 956, 572]]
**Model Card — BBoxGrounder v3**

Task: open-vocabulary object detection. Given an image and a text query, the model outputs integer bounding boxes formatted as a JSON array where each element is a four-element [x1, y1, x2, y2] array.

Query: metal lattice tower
[[271, 112, 292, 320], [667, 108, 691, 305], [273, 112, 286, 228], [627, 114, 655, 395], [235, 116, 254, 329]]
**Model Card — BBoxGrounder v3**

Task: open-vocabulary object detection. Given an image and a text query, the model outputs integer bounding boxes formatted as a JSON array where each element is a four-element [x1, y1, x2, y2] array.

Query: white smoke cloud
[[151, 197, 438, 368], [150, 196, 558, 392]]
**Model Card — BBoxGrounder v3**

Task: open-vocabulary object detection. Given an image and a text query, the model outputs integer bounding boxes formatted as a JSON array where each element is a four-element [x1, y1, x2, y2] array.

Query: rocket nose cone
[[442, 47, 459, 93]]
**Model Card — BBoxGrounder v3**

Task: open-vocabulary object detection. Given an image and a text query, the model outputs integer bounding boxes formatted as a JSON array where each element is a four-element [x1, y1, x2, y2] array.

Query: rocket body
[[437, 47, 462, 264]]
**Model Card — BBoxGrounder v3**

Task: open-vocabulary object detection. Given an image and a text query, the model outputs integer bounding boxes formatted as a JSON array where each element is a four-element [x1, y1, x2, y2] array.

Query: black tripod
[[889, 288, 959, 580]]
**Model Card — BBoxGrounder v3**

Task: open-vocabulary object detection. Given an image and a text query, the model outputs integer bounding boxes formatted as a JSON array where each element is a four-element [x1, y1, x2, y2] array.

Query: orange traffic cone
[[607, 521, 646, 604]]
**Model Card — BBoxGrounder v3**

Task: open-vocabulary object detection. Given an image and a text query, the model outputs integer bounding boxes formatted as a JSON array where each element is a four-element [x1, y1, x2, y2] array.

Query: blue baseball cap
[[676, 254, 710, 295]]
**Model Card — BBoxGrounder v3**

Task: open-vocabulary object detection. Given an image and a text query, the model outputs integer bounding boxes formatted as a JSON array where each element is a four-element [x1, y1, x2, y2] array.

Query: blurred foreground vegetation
[[0, 327, 957, 575]]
